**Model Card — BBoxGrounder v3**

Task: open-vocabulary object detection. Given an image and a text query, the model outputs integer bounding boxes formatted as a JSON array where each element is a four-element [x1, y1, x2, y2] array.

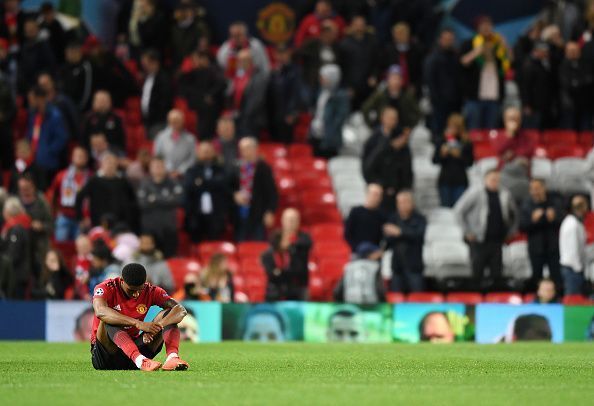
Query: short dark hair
[[142, 48, 161, 63], [122, 263, 147, 287], [513, 314, 552, 341]]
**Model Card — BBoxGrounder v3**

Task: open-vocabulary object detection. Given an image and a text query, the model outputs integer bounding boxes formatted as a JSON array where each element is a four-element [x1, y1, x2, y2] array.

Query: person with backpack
[[333, 242, 385, 304]]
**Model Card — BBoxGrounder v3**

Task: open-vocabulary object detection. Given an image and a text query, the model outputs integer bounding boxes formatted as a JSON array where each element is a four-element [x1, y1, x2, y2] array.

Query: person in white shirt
[[559, 195, 589, 295]]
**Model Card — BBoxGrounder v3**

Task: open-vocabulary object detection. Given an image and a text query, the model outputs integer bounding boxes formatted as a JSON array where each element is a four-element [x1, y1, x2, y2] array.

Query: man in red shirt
[[294, 0, 345, 48], [91, 263, 189, 371]]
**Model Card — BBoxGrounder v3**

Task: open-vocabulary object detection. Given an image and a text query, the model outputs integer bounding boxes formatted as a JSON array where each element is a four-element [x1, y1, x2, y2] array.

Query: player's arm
[[156, 298, 187, 328], [93, 297, 161, 335]]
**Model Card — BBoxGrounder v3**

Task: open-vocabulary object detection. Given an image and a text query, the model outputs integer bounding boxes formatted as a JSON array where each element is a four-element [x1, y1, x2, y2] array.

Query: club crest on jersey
[[136, 304, 147, 314], [94, 288, 104, 296]]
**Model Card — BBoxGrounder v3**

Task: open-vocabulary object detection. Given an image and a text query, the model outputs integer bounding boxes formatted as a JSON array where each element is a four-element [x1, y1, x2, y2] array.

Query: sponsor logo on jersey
[[136, 304, 147, 314], [94, 288, 104, 296]]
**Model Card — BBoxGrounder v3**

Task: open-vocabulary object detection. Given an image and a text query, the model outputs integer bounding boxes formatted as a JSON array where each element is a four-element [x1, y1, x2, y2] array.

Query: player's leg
[[98, 321, 161, 371], [152, 309, 189, 371]]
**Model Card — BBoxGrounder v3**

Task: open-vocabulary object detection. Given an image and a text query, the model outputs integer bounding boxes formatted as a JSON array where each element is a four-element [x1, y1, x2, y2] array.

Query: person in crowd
[[140, 49, 173, 138], [364, 126, 413, 212], [383, 191, 427, 293], [177, 50, 226, 138], [559, 41, 594, 131], [362, 106, 399, 166], [344, 183, 386, 250], [460, 16, 510, 129], [74, 234, 92, 300], [419, 312, 455, 343], [184, 141, 230, 243], [383, 22, 423, 93], [36, 248, 73, 300], [493, 107, 535, 204], [0, 248, 12, 299], [76, 153, 139, 233], [129, 0, 169, 56], [131, 233, 175, 294], [153, 109, 196, 178], [231, 137, 278, 241], [432, 113, 474, 208], [228, 49, 269, 137], [333, 242, 385, 304], [0, 0, 25, 45], [213, 116, 238, 174], [8, 139, 46, 193], [520, 41, 556, 129], [38, 2, 66, 64], [216, 21, 270, 77], [25, 85, 68, 185], [267, 45, 302, 144], [37, 72, 79, 143], [57, 40, 94, 112], [519, 179, 563, 292], [532, 278, 559, 304], [361, 65, 420, 129], [17, 18, 56, 95], [81, 91, 126, 151], [261, 208, 312, 301], [339, 15, 379, 109], [126, 147, 152, 187], [137, 157, 183, 258], [559, 195, 589, 296], [294, 0, 346, 48], [88, 239, 119, 293], [112, 224, 143, 265], [513, 20, 544, 85], [48, 147, 91, 242], [170, 2, 209, 68], [425, 28, 463, 138], [0, 67, 15, 171], [89, 132, 126, 170], [197, 253, 234, 302], [454, 169, 518, 291], [1, 197, 32, 299], [327, 306, 364, 343], [309, 64, 349, 158]]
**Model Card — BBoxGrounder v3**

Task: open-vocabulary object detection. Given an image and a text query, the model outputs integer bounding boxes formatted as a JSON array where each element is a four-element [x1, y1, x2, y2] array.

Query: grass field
[[0, 342, 592, 405]]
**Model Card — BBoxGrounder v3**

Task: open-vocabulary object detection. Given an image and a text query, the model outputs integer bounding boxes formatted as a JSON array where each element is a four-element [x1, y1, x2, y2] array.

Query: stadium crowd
[[0, 0, 593, 305]]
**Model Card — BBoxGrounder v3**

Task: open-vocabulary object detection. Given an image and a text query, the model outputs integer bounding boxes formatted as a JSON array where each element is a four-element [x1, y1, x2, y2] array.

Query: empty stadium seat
[[311, 223, 344, 241], [547, 144, 585, 160], [386, 292, 406, 303], [302, 207, 343, 225], [166, 258, 201, 290], [259, 143, 287, 161], [542, 129, 577, 145], [425, 224, 464, 243], [299, 190, 336, 207], [445, 292, 483, 304], [427, 208, 457, 225], [531, 158, 552, 180], [195, 241, 237, 261], [237, 242, 269, 259], [407, 292, 444, 303], [578, 131, 593, 148], [288, 144, 313, 158], [312, 241, 351, 261], [473, 142, 497, 159], [562, 294, 591, 305], [484, 292, 523, 304]]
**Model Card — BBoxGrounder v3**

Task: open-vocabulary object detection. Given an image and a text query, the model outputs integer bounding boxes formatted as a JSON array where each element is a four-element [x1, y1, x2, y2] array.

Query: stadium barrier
[[1, 301, 593, 343]]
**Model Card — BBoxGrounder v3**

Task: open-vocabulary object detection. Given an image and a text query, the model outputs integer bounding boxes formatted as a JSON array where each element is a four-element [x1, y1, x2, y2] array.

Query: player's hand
[[143, 333, 154, 344], [136, 321, 162, 335]]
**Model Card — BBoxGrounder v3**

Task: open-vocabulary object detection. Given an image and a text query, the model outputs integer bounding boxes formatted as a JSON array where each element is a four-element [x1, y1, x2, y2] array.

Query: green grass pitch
[[0, 342, 592, 405]]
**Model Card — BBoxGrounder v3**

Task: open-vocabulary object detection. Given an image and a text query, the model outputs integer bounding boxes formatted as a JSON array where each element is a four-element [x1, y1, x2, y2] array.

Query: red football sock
[[163, 326, 180, 356], [112, 330, 141, 361]]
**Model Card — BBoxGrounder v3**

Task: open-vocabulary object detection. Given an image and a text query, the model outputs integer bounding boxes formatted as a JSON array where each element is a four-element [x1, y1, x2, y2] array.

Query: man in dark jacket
[[559, 42, 594, 131], [137, 157, 183, 258], [383, 191, 426, 293], [183, 141, 231, 242], [57, 40, 94, 112], [39, 2, 66, 63], [520, 41, 556, 129], [18, 18, 56, 95], [37, 73, 79, 147], [0, 70, 15, 170], [140, 49, 173, 138], [344, 183, 386, 250], [231, 137, 278, 241], [364, 127, 413, 212], [81, 90, 126, 150], [382, 22, 423, 94], [1, 197, 32, 299], [519, 179, 563, 292], [362, 106, 398, 166], [170, 3, 209, 68]]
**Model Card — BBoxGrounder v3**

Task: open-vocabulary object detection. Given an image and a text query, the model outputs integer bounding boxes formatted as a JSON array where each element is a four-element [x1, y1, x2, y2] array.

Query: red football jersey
[[90, 277, 172, 344]]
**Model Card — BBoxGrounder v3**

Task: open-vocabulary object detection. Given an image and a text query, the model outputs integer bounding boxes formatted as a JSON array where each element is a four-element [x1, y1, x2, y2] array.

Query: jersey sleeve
[[151, 285, 173, 308], [92, 280, 114, 302]]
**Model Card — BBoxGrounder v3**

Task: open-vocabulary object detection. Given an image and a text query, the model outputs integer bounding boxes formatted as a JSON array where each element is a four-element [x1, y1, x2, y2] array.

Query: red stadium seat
[[302, 207, 343, 225], [184, 110, 198, 134], [469, 129, 490, 143], [125, 96, 141, 112], [311, 223, 344, 242], [299, 190, 336, 208], [124, 110, 142, 126], [484, 292, 523, 304], [546, 144, 585, 160], [52, 240, 77, 269], [259, 143, 287, 161], [562, 294, 591, 305], [584, 212, 594, 244], [445, 292, 483, 304], [407, 292, 445, 303], [542, 130, 577, 145], [288, 144, 313, 158], [578, 131, 594, 148], [173, 97, 189, 112], [271, 157, 292, 173], [293, 173, 333, 190], [523, 293, 536, 303], [237, 242, 269, 259], [473, 142, 497, 159], [386, 292, 406, 303], [166, 258, 201, 290], [312, 242, 351, 261], [291, 157, 327, 173], [194, 241, 237, 262]]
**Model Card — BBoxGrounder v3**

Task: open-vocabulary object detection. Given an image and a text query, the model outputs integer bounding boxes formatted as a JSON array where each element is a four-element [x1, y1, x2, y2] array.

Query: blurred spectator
[[18, 18, 56, 95], [0, 68, 15, 170], [170, 3, 209, 68], [344, 183, 386, 250], [178, 51, 226, 138], [228, 49, 269, 137], [494, 107, 534, 204], [361, 65, 420, 129], [48, 147, 91, 242], [364, 126, 412, 212], [578, 2, 594, 65], [125, 147, 152, 187], [419, 312, 455, 343], [513, 20, 544, 85], [18, 174, 52, 273], [129, 0, 169, 56], [153, 109, 196, 178], [339, 15, 379, 109], [88, 240, 118, 292], [217, 21, 270, 77], [588, 147, 594, 207], [89, 132, 125, 170], [140, 49, 173, 138], [8, 139, 45, 193], [520, 41, 556, 129], [425, 28, 462, 138], [294, 0, 345, 48], [519, 179, 562, 292], [383, 191, 427, 293], [261, 208, 312, 301], [37, 73, 79, 144], [267, 45, 302, 144], [0, 0, 25, 45], [76, 153, 139, 232], [333, 242, 385, 304], [184, 141, 230, 242], [532, 278, 559, 304], [0, 250, 12, 299], [1, 197, 32, 299], [231, 137, 278, 241], [362, 106, 398, 166], [454, 169, 518, 291], [309, 64, 349, 158], [131, 233, 174, 293], [559, 41, 594, 131], [432, 113, 474, 207], [460, 16, 509, 129], [383, 22, 423, 93], [81, 91, 126, 150], [38, 2, 66, 64], [137, 156, 183, 258], [36, 248, 73, 300], [26, 85, 68, 184], [73, 234, 92, 300], [213, 116, 238, 174], [57, 40, 94, 112], [559, 195, 588, 296], [197, 253, 234, 302]]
